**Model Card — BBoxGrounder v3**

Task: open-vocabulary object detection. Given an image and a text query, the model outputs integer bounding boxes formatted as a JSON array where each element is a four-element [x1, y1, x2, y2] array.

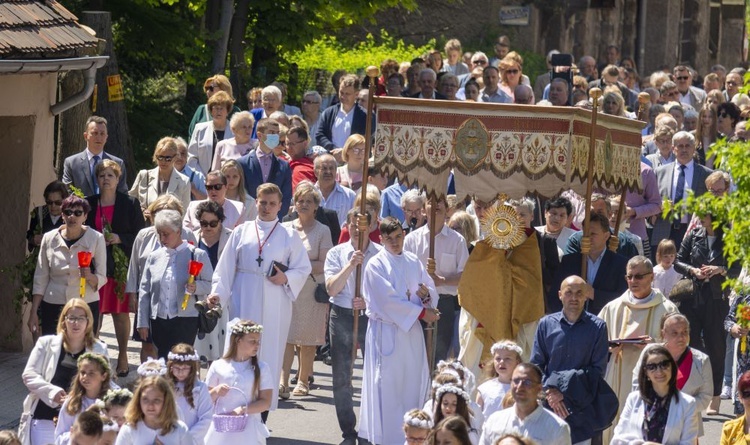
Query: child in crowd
[[98, 415, 120, 445], [102, 388, 133, 428], [205, 320, 272, 445], [167, 343, 212, 444], [476, 340, 522, 419], [136, 357, 168, 378], [427, 415, 472, 445], [402, 409, 432, 445], [0, 430, 20, 445], [55, 353, 112, 437], [56, 410, 102, 445], [432, 384, 480, 444], [653, 239, 682, 296], [114, 376, 191, 445]]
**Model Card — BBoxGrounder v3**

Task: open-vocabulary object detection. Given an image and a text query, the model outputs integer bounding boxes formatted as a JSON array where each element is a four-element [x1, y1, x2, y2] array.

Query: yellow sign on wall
[[107, 75, 124, 102]]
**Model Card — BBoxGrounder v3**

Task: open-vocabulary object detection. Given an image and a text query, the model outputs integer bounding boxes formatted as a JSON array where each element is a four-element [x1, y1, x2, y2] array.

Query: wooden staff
[[580, 87, 602, 281], [609, 93, 652, 252], [351, 66, 379, 377], [426, 199, 438, 370]]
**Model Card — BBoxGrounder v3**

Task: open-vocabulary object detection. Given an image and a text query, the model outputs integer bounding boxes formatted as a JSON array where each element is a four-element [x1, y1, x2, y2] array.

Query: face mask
[[264, 134, 279, 149]]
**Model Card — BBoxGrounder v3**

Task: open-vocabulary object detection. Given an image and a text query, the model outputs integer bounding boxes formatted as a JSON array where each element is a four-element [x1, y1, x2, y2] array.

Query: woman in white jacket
[[19, 298, 109, 445], [613, 345, 699, 444]]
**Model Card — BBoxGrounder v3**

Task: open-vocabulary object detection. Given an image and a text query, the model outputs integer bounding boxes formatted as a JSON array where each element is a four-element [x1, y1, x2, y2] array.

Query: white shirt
[[332, 105, 355, 148], [671, 160, 694, 223], [403, 224, 469, 294], [479, 405, 571, 445], [316, 182, 356, 227], [324, 240, 382, 309]]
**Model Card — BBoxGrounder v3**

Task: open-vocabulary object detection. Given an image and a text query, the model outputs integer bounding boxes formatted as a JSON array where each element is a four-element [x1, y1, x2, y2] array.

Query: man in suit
[[315, 74, 370, 160], [652, 130, 713, 250], [62, 116, 128, 196], [564, 193, 640, 260], [549, 212, 628, 315], [237, 118, 293, 218], [410, 68, 447, 100], [674, 65, 706, 110]]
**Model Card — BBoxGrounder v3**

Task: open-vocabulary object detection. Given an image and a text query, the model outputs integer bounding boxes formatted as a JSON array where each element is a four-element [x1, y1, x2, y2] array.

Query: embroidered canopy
[[372, 97, 644, 201]]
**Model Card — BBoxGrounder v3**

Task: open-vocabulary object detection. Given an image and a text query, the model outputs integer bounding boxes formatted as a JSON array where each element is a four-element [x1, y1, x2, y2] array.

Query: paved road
[[0, 314, 730, 444]]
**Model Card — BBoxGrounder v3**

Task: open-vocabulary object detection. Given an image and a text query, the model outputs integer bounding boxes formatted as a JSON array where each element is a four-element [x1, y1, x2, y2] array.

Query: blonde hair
[[655, 239, 677, 263], [57, 299, 96, 350], [293, 180, 322, 207], [204, 74, 235, 101], [448, 211, 478, 247], [353, 184, 382, 215], [95, 159, 121, 179], [256, 182, 283, 202], [342, 134, 366, 163], [222, 320, 262, 399], [152, 137, 178, 164], [146, 194, 185, 219], [207, 90, 233, 113], [0, 431, 20, 445], [220, 159, 249, 206], [125, 376, 179, 435]]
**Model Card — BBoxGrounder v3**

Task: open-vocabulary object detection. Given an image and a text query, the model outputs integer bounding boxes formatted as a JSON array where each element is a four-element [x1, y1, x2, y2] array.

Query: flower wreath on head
[[490, 341, 524, 359], [137, 357, 167, 377], [432, 368, 463, 389], [403, 412, 433, 430], [102, 388, 133, 405], [101, 418, 120, 433], [435, 384, 471, 403], [78, 352, 111, 374], [231, 323, 263, 335], [168, 351, 200, 362], [436, 360, 476, 393]]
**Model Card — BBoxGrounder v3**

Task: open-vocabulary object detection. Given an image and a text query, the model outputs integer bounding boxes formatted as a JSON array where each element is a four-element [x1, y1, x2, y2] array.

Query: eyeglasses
[[675, 76, 689, 81], [46, 200, 63, 206], [156, 155, 174, 162], [63, 209, 84, 217], [65, 316, 88, 324], [204, 85, 215, 93], [350, 148, 364, 154], [512, 377, 539, 388], [644, 359, 671, 372], [625, 272, 653, 281], [199, 220, 220, 228], [709, 187, 727, 195], [472, 60, 488, 65], [727, 81, 739, 87], [206, 184, 225, 191], [505, 69, 520, 74], [171, 365, 192, 373], [302, 100, 319, 105]]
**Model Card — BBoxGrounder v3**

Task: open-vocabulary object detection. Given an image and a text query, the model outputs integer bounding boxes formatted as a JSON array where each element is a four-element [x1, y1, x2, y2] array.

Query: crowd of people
[[12, 33, 750, 445]]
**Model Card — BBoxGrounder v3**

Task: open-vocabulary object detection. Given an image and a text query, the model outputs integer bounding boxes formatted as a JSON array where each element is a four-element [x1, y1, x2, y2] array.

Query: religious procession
[[4, 1, 750, 445]]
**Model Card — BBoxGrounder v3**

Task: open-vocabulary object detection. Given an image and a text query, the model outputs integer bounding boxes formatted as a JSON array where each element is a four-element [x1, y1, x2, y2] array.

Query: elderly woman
[[27, 180, 69, 251], [612, 345, 699, 444], [336, 134, 365, 190], [695, 103, 718, 167], [19, 299, 109, 445], [192, 201, 232, 362], [301, 90, 322, 148], [188, 74, 239, 139], [250, 86, 283, 137], [188, 91, 235, 175], [632, 313, 712, 435], [86, 159, 144, 377], [438, 73, 459, 100], [126, 195, 196, 362], [211, 111, 255, 171], [280, 181, 333, 397], [137, 209, 213, 359], [30, 196, 106, 337], [130, 137, 191, 219], [674, 211, 736, 414], [448, 211, 478, 251], [247, 86, 263, 110], [174, 136, 207, 201]]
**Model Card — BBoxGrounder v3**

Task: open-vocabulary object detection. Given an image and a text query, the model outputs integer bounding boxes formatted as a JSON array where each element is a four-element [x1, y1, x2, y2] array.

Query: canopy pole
[[426, 199, 438, 370], [351, 65, 379, 380], [581, 88, 602, 281]]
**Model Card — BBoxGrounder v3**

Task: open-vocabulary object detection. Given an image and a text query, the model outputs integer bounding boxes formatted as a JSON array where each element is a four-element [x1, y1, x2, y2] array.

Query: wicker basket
[[213, 387, 249, 432]]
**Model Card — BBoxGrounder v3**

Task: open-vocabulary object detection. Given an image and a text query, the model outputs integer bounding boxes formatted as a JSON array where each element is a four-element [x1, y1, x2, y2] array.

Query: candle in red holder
[[182, 260, 204, 310], [77, 251, 92, 298]]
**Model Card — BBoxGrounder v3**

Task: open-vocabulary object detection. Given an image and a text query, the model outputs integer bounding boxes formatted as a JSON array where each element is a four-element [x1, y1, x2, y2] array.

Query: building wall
[[0, 73, 57, 352]]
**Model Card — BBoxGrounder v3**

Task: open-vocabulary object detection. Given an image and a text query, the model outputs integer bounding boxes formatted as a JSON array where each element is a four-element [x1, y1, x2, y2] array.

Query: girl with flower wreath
[[402, 409, 432, 445], [54, 352, 113, 438], [115, 375, 191, 445], [102, 388, 133, 428], [166, 343, 212, 443], [204, 319, 273, 444], [476, 340, 522, 419], [432, 384, 481, 445], [424, 360, 483, 427]]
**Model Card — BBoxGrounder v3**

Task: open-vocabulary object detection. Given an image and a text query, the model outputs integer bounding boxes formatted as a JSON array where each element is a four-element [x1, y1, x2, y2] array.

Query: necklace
[[254, 220, 280, 267]]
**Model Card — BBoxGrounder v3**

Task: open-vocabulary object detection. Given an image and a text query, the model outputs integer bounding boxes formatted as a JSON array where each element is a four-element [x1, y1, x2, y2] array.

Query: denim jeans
[[330, 304, 368, 440]]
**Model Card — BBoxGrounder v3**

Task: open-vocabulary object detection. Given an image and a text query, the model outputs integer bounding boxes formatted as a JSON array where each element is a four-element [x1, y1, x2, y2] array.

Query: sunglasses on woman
[[199, 220, 220, 228], [644, 359, 671, 372], [63, 209, 84, 217]]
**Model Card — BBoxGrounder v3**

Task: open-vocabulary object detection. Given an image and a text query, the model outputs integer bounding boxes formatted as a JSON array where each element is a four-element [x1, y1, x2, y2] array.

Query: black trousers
[[150, 316, 198, 360], [329, 304, 368, 440], [435, 294, 459, 362], [41, 300, 99, 336], [681, 296, 728, 396]]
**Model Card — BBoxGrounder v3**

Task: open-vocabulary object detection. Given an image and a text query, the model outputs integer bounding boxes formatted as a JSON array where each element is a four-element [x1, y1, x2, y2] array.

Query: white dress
[[54, 396, 98, 437], [204, 358, 273, 445], [653, 264, 683, 297], [358, 249, 438, 445], [477, 379, 510, 419], [175, 380, 213, 445], [211, 219, 311, 410], [115, 420, 191, 445]]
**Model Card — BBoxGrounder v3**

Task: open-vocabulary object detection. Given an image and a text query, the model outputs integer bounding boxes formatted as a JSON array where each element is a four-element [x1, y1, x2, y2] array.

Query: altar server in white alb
[[208, 183, 311, 409], [358, 216, 440, 445]]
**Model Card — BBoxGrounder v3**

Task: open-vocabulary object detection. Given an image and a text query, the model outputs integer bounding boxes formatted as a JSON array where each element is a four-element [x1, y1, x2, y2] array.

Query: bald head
[[514, 84, 534, 104], [559, 275, 591, 319]]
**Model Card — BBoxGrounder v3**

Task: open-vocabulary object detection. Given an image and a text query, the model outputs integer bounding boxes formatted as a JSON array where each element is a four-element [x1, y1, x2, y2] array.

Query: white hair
[[261, 85, 282, 101], [400, 189, 426, 208], [672, 130, 695, 145], [153, 209, 182, 233]]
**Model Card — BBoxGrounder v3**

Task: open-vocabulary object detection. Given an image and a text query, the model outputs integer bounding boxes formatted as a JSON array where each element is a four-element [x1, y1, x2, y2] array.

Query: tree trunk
[[55, 70, 90, 178], [211, 0, 234, 74], [250, 41, 279, 87], [81, 11, 136, 185], [228, 0, 251, 105]]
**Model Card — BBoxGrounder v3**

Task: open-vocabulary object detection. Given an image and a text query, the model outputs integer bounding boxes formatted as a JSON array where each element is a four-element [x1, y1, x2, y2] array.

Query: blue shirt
[[380, 183, 407, 223], [530, 311, 609, 382]]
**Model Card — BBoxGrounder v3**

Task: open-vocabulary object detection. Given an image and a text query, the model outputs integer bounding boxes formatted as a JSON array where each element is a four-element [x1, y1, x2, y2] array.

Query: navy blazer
[[237, 149, 292, 218], [85, 193, 145, 277], [315, 104, 371, 151], [548, 251, 628, 315], [62, 150, 128, 197]]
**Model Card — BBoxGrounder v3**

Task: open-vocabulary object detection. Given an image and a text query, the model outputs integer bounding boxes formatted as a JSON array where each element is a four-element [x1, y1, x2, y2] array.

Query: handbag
[[311, 275, 330, 304], [669, 276, 696, 303]]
